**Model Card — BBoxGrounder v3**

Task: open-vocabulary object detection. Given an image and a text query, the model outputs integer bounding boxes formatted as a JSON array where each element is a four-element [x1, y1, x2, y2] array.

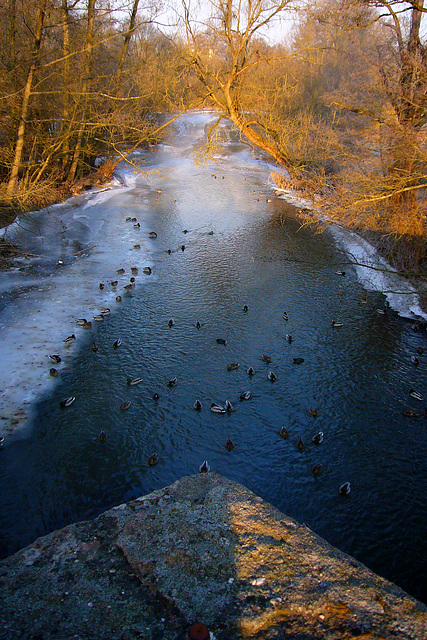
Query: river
[[0, 111, 426, 603]]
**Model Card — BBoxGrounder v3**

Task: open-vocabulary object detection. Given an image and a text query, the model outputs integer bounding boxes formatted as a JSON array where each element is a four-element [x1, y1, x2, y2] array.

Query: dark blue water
[[0, 112, 426, 604]]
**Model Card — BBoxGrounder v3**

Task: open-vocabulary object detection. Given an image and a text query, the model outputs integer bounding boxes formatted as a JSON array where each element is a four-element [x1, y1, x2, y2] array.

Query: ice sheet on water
[[330, 226, 426, 320], [275, 187, 313, 209], [0, 181, 154, 437]]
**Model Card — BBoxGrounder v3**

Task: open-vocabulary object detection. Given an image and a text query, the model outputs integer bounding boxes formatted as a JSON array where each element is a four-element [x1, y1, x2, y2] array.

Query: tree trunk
[[61, 0, 72, 172], [397, 1, 426, 126], [227, 102, 291, 166], [116, 0, 140, 82], [9, 0, 16, 76], [6, 0, 47, 196], [67, 0, 96, 183]]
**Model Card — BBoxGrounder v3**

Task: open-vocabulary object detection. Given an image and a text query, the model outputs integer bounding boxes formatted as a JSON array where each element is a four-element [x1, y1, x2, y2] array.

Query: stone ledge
[[0, 473, 426, 639]]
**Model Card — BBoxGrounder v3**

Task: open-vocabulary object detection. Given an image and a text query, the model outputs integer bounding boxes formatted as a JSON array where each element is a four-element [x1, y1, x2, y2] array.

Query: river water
[[0, 111, 426, 603]]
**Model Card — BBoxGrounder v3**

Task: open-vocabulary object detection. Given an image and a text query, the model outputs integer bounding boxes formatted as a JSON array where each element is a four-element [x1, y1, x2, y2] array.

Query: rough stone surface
[[0, 473, 426, 639]]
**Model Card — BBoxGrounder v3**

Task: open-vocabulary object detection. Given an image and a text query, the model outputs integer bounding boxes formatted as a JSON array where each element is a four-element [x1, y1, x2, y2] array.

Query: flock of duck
[[47, 212, 157, 409], [49, 200, 350, 496], [45, 181, 425, 501]]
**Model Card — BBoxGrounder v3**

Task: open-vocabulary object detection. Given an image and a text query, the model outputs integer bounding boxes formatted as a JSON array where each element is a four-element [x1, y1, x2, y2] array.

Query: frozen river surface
[[0, 111, 426, 604]]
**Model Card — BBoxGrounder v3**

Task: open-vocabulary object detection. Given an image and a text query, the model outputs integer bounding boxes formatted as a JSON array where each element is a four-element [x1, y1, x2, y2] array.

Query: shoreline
[[272, 183, 427, 320]]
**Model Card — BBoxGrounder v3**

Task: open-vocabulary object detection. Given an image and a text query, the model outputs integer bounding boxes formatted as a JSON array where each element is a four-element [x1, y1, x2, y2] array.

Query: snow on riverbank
[[274, 187, 427, 321]]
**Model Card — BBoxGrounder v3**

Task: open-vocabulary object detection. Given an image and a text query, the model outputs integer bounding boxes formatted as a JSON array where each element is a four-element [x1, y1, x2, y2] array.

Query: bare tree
[[180, 0, 296, 165], [66, 0, 96, 183], [6, 0, 48, 196], [288, 0, 427, 273]]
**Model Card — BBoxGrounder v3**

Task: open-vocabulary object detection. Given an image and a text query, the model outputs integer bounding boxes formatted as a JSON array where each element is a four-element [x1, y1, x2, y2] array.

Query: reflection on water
[[0, 112, 426, 604]]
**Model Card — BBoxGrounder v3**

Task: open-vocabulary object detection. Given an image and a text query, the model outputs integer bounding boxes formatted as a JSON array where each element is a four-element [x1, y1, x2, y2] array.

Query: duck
[[123, 284, 133, 291], [134, 223, 140, 229], [199, 460, 210, 473], [243, 304, 248, 312], [339, 482, 351, 495], [91, 343, 99, 352], [59, 396, 75, 408], [63, 333, 76, 344], [99, 431, 107, 443], [117, 268, 125, 274], [193, 400, 202, 411], [411, 356, 419, 366], [335, 270, 346, 276], [410, 389, 423, 401], [331, 320, 343, 327], [227, 363, 239, 371], [225, 438, 234, 451], [111, 280, 118, 287], [76, 318, 88, 326], [285, 334, 293, 343], [156, 189, 162, 194], [309, 407, 318, 417], [93, 314, 104, 321], [208, 230, 214, 235], [48, 355, 61, 364], [99, 283, 104, 291], [131, 267, 138, 275], [133, 244, 141, 250], [152, 393, 160, 401], [127, 377, 143, 386], [168, 319, 174, 328], [116, 296, 122, 302], [311, 463, 323, 476], [148, 452, 159, 466], [143, 266, 152, 275], [130, 217, 137, 223], [183, 229, 189, 234], [130, 277, 135, 283], [195, 321, 201, 329], [224, 399, 233, 412], [268, 371, 277, 382], [126, 216, 132, 222], [402, 409, 418, 417], [216, 338, 227, 345], [167, 249, 172, 254], [239, 390, 251, 401], [293, 357, 304, 365], [82, 321, 92, 329], [167, 377, 177, 387], [262, 354, 271, 363], [279, 426, 289, 439], [282, 311, 289, 321], [210, 403, 226, 414], [100, 307, 110, 315], [312, 431, 324, 444], [181, 245, 186, 251], [120, 400, 131, 410], [297, 437, 305, 452], [247, 367, 255, 376], [49, 368, 58, 377], [113, 339, 122, 349]]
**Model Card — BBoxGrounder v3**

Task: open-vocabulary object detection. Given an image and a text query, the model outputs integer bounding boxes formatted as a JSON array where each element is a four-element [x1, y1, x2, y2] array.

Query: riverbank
[[0, 473, 425, 640], [271, 174, 427, 318]]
